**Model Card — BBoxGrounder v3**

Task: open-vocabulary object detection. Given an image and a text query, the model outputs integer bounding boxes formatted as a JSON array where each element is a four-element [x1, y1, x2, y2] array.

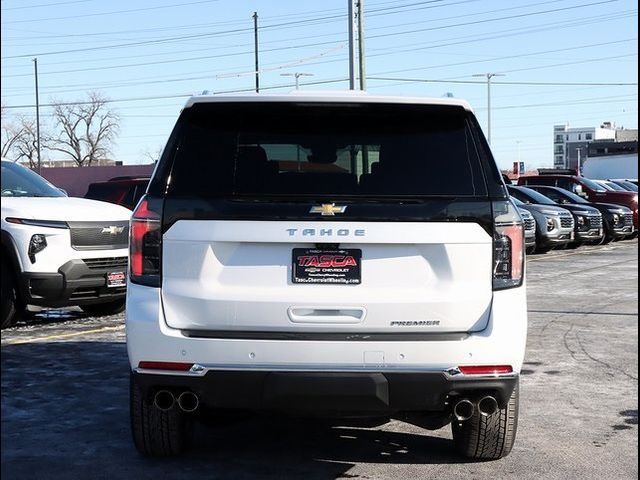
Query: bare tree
[[142, 144, 164, 164], [1, 116, 28, 160], [12, 116, 42, 168], [48, 92, 119, 166]]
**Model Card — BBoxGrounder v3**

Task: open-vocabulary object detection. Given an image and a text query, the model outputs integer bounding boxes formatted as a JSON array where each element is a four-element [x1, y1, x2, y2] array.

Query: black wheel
[[80, 299, 126, 317], [130, 373, 193, 457], [1, 259, 22, 329], [451, 381, 519, 460]]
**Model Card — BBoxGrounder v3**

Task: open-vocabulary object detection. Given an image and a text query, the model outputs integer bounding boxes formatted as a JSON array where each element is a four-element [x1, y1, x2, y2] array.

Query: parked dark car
[[517, 174, 638, 229], [608, 179, 638, 192], [513, 200, 536, 252], [523, 185, 635, 242], [507, 193, 574, 253], [508, 186, 603, 247], [84, 177, 150, 210]]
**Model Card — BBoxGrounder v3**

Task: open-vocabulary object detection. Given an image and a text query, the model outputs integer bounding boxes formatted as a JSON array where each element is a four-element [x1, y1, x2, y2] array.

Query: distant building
[[19, 158, 121, 168], [615, 128, 638, 143], [582, 141, 638, 179], [553, 121, 618, 170]]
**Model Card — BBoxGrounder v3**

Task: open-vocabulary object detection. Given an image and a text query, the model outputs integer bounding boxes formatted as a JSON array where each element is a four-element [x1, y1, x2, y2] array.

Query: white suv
[[1, 160, 132, 328], [126, 93, 527, 460]]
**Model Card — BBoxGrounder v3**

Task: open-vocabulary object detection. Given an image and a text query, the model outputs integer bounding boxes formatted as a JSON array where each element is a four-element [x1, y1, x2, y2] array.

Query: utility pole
[[576, 147, 582, 175], [347, 0, 357, 90], [356, 0, 366, 90], [280, 72, 314, 90], [33, 58, 41, 174], [252, 12, 259, 93], [472, 72, 505, 145]]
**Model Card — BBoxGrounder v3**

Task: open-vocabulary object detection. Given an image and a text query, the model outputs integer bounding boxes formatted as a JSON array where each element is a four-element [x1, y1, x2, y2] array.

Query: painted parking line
[[527, 242, 637, 263], [2, 325, 125, 346]]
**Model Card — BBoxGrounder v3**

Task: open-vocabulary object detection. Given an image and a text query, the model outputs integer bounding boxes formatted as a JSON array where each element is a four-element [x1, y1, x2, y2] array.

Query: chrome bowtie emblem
[[309, 203, 347, 216], [101, 226, 124, 235]]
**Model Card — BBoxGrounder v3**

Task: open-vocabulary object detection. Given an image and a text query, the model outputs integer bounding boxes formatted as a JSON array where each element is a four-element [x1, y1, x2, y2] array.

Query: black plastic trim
[[161, 197, 495, 237], [181, 330, 469, 341], [132, 370, 519, 413]]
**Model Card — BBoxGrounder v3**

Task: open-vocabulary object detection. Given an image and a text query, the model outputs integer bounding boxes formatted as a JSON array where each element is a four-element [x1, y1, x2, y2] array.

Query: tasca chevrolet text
[[126, 93, 527, 460]]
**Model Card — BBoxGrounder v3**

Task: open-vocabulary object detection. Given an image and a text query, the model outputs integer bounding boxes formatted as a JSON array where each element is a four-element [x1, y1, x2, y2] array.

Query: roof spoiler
[[536, 168, 579, 176]]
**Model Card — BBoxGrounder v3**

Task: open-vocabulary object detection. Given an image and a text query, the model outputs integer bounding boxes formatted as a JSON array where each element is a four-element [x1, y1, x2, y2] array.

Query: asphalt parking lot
[[1, 240, 638, 480]]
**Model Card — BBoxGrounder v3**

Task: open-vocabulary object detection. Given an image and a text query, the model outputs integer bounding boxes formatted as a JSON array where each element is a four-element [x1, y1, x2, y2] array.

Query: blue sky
[[1, 0, 637, 170]]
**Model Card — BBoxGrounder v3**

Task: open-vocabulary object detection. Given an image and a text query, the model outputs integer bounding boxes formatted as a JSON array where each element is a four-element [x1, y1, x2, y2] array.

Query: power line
[[0, 0, 222, 24], [367, 78, 638, 87], [0, 77, 352, 109], [2, 2, 630, 71], [1, 0, 98, 10], [1, 0, 621, 59]]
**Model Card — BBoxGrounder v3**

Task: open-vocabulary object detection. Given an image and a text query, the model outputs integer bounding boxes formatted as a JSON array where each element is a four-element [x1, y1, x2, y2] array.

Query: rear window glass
[[165, 102, 488, 198]]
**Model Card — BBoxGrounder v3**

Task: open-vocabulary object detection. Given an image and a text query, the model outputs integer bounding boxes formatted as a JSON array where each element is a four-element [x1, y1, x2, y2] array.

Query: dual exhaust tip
[[153, 390, 199, 413], [453, 395, 498, 421]]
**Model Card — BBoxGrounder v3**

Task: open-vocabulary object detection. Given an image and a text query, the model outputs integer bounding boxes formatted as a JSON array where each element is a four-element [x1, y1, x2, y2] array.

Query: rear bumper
[[126, 282, 528, 400], [20, 258, 126, 307], [131, 369, 519, 413]]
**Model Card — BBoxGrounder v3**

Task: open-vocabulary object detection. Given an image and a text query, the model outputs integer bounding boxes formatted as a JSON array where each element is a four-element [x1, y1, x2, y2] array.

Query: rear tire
[[1, 259, 21, 329], [130, 373, 193, 457], [80, 299, 125, 317], [451, 381, 519, 460]]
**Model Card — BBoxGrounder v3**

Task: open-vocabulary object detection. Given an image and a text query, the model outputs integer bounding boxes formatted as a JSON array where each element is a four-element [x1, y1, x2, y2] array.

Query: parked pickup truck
[[518, 174, 638, 229]]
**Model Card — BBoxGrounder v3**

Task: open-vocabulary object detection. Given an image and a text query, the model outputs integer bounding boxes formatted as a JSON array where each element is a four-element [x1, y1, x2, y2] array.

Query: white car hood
[[1, 196, 132, 222]]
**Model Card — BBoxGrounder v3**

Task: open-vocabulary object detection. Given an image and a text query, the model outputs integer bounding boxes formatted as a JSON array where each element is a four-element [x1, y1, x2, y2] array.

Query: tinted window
[[85, 183, 119, 202], [580, 177, 607, 192], [1, 161, 65, 197], [531, 186, 589, 204], [165, 102, 488, 199], [122, 186, 137, 209], [508, 186, 556, 205]]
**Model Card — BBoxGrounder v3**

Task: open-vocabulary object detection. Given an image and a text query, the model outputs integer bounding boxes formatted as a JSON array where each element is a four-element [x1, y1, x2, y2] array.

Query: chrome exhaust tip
[[177, 391, 199, 413], [453, 398, 475, 421], [478, 395, 499, 416], [153, 390, 175, 411]]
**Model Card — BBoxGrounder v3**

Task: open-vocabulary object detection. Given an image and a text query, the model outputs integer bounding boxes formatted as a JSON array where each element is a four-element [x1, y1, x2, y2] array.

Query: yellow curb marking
[[2, 325, 125, 346]]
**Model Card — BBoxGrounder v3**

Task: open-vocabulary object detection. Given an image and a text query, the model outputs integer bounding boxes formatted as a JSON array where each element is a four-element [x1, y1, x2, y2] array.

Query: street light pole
[[280, 72, 314, 89], [473, 72, 505, 146], [33, 57, 41, 174]]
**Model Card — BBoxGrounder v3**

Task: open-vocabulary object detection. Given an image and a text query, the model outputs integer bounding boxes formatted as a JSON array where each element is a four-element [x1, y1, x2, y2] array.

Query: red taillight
[[493, 200, 525, 290], [130, 196, 162, 287], [138, 361, 193, 371], [458, 365, 513, 375]]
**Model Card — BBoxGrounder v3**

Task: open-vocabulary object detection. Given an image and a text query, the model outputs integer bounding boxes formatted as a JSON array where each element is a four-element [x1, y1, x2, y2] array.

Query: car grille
[[524, 217, 535, 231], [560, 216, 573, 229], [587, 214, 602, 229], [69, 221, 129, 250], [623, 213, 633, 227], [83, 257, 128, 270]]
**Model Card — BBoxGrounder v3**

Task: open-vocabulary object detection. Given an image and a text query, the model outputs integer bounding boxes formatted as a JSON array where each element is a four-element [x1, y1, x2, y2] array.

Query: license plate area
[[106, 271, 126, 288], [292, 248, 361, 285]]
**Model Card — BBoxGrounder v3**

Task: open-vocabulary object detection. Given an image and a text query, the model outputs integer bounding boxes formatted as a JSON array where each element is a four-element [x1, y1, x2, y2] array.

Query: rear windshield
[[164, 102, 489, 199]]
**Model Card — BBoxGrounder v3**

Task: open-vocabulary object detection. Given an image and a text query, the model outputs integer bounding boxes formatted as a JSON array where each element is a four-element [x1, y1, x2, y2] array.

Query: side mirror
[[574, 185, 587, 197]]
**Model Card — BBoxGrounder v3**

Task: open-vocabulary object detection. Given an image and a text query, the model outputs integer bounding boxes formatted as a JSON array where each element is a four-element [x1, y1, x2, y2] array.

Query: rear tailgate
[[161, 220, 492, 334]]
